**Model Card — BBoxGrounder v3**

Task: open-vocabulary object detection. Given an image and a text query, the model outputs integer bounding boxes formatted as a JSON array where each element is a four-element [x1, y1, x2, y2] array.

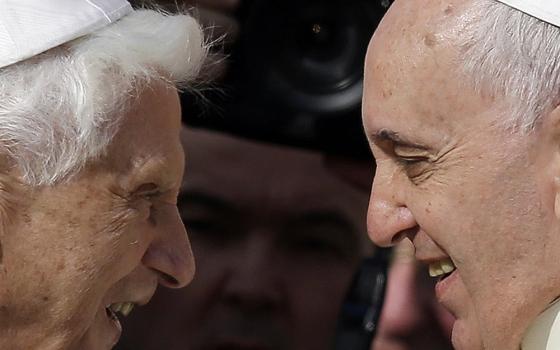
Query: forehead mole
[[423, 32, 438, 47]]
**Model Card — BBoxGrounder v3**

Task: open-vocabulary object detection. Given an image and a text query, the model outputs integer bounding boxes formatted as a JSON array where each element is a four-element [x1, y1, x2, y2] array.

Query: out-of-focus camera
[[182, 0, 392, 158]]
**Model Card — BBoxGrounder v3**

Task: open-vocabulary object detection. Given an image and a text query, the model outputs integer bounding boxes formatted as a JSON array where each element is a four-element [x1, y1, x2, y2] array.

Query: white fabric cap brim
[[496, 0, 560, 27], [0, 0, 133, 69]]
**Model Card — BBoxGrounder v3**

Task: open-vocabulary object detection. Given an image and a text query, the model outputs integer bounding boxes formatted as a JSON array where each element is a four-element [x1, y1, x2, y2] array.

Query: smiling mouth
[[104, 302, 137, 331], [428, 258, 456, 280]]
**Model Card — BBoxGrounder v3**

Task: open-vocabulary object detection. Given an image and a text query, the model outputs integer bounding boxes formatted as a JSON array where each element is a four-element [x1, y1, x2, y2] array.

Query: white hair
[[460, 0, 560, 131], [0, 9, 206, 186]]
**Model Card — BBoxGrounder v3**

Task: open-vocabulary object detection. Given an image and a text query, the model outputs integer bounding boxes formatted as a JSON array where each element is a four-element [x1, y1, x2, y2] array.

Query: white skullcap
[[0, 0, 133, 69], [496, 0, 560, 27]]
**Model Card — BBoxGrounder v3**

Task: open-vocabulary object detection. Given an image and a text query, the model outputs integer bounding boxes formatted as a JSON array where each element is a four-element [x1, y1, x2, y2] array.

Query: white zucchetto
[[496, 0, 560, 27], [0, 0, 132, 69]]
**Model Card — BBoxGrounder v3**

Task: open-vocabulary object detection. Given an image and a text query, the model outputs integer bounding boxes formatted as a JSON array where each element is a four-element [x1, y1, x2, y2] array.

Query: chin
[[72, 305, 123, 350], [451, 319, 483, 350]]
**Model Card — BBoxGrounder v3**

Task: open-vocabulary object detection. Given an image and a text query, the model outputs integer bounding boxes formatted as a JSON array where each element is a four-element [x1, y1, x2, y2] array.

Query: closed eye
[[395, 156, 426, 166]]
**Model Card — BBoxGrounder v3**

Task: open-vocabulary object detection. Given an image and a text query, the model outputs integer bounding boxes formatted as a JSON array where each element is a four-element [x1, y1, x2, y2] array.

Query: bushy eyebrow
[[371, 129, 430, 150]]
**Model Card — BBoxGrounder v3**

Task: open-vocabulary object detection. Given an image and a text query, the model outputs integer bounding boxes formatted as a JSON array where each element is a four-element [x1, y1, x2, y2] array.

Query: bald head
[[368, 0, 560, 131]]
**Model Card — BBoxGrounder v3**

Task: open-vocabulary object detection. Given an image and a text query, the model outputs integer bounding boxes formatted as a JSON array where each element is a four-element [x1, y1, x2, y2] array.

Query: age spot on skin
[[57, 260, 65, 272], [444, 5, 453, 15], [424, 33, 438, 48]]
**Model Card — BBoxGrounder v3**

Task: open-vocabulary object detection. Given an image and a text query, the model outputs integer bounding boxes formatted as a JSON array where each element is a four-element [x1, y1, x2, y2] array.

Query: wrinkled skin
[[0, 83, 194, 350], [117, 128, 373, 350], [363, 1, 560, 349]]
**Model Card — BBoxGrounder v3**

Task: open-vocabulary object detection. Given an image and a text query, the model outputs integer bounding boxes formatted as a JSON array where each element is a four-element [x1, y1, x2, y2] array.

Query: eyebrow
[[371, 129, 430, 150]]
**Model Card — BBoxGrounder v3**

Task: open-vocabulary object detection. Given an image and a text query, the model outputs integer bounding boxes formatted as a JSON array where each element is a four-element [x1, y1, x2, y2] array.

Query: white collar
[[0, 0, 133, 69], [496, 0, 560, 28], [522, 299, 560, 350]]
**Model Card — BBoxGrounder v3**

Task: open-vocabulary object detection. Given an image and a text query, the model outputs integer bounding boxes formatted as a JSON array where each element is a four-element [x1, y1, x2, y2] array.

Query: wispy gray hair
[[460, 0, 560, 131], [0, 9, 206, 186]]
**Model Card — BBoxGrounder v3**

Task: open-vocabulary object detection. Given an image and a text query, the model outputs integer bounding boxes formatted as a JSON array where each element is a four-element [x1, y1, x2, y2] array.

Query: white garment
[[0, 0, 133, 69], [496, 0, 560, 27], [522, 299, 560, 350]]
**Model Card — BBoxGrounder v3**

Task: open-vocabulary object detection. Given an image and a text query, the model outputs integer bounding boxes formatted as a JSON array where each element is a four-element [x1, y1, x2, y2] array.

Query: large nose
[[222, 232, 282, 311], [367, 166, 417, 247], [142, 205, 195, 288]]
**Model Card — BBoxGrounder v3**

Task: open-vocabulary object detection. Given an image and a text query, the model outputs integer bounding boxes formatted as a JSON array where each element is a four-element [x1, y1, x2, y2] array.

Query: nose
[[142, 206, 195, 288], [222, 232, 282, 311], [367, 169, 417, 247]]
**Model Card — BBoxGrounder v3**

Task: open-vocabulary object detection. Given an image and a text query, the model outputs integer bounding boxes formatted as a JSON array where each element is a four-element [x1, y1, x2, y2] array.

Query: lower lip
[[434, 269, 459, 301], [105, 307, 122, 347]]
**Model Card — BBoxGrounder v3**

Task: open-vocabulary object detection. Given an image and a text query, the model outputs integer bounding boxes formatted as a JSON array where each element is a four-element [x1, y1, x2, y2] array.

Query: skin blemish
[[444, 5, 453, 15], [424, 33, 438, 48], [382, 89, 393, 98]]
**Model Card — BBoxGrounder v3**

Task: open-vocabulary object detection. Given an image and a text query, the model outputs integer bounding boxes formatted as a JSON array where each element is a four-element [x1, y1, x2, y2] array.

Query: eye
[[394, 154, 430, 181], [134, 183, 161, 197], [133, 183, 162, 225], [395, 156, 425, 166]]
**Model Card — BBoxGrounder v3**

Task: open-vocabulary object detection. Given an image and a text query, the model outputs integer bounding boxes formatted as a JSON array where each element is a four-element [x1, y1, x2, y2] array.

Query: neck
[[522, 299, 560, 350]]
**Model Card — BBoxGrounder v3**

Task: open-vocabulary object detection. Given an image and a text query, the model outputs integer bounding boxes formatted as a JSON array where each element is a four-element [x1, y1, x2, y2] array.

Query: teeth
[[109, 302, 135, 317], [120, 302, 134, 317], [429, 258, 456, 277], [110, 303, 122, 314]]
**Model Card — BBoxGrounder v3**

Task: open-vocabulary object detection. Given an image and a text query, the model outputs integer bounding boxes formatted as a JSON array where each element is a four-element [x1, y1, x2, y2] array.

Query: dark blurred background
[[181, 0, 391, 158]]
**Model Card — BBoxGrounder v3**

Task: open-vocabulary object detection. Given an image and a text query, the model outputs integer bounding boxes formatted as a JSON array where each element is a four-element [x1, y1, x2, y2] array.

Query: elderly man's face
[[363, 1, 560, 349], [0, 83, 193, 349]]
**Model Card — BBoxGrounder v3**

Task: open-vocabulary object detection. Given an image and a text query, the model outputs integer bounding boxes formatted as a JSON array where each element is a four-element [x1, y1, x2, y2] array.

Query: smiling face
[[363, 1, 560, 349], [0, 82, 193, 350]]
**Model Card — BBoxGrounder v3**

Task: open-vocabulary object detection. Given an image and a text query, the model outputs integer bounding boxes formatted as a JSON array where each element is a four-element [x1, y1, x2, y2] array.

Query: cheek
[[452, 318, 483, 350]]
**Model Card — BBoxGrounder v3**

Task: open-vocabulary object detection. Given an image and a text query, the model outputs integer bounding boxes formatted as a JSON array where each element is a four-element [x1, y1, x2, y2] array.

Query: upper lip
[[416, 253, 452, 265], [105, 285, 157, 308]]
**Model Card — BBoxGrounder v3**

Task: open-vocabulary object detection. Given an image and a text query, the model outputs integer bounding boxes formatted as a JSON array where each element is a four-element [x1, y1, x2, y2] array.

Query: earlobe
[[555, 177, 560, 220]]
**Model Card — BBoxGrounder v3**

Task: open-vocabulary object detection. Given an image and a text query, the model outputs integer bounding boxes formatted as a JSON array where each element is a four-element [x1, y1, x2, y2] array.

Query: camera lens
[[236, 0, 384, 114], [183, 0, 391, 157]]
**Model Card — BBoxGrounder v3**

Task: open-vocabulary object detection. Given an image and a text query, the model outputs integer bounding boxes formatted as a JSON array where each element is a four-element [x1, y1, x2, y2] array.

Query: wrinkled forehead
[[103, 83, 184, 191], [363, 0, 497, 144], [365, 0, 472, 85]]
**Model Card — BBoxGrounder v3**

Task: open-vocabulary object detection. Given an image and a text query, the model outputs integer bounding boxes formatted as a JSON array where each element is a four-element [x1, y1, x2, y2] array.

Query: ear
[[540, 105, 560, 220], [0, 172, 25, 249], [555, 176, 560, 219]]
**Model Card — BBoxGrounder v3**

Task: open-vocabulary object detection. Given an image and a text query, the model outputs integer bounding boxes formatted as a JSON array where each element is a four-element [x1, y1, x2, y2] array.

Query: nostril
[[392, 226, 420, 245], [158, 271, 179, 287]]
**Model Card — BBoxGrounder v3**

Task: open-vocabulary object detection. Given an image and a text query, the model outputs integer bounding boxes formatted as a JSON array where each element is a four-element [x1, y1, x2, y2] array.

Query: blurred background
[[116, 1, 455, 349]]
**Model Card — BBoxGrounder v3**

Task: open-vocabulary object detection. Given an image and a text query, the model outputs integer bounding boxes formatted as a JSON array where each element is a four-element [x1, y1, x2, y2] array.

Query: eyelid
[[394, 145, 435, 160], [132, 183, 162, 199]]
